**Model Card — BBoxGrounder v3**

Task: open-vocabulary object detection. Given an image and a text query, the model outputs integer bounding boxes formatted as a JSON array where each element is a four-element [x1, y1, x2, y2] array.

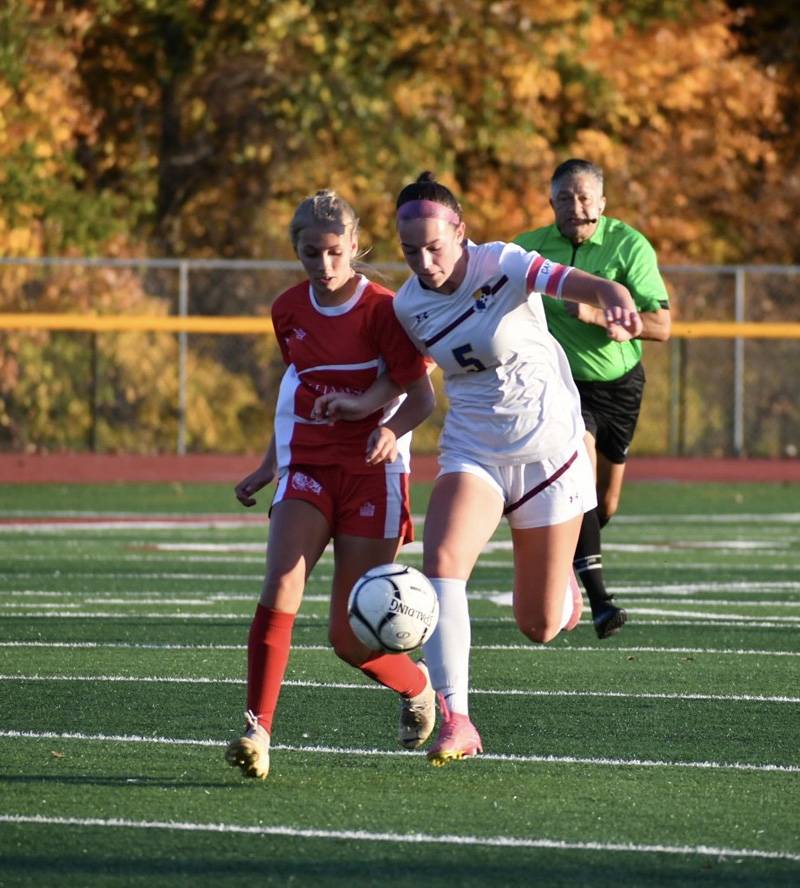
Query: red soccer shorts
[[271, 465, 414, 543]]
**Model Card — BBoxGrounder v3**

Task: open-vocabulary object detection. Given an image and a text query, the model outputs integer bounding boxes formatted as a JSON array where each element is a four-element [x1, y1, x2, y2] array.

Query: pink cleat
[[563, 570, 583, 632], [426, 694, 482, 767]]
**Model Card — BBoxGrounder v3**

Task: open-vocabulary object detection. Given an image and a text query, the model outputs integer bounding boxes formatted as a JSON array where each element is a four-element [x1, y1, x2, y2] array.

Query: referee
[[515, 159, 671, 638]]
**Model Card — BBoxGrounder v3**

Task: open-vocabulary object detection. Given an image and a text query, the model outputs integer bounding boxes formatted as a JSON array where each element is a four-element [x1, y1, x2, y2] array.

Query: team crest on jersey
[[291, 471, 322, 495], [293, 328, 307, 340], [472, 274, 507, 311], [414, 311, 430, 324], [472, 285, 494, 312], [472, 291, 492, 311]]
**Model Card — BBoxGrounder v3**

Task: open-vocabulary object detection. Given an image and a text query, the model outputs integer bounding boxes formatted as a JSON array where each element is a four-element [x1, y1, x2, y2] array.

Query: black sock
[[573, 508, 613, 618]]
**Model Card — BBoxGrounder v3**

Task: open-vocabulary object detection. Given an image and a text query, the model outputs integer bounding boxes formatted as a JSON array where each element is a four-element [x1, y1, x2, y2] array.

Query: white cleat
[[225, 710, 271, 779], [398, 660, 436, 750]]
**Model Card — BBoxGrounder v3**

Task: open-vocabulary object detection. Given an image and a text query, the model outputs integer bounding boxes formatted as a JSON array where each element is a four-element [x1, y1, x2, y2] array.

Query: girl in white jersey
[[225, 190, 436, 780], [317, 172, 641, 765]]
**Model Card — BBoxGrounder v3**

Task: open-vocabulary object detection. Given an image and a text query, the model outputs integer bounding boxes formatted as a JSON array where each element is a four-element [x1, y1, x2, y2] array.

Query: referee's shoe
[[592, 602, 628, 639]]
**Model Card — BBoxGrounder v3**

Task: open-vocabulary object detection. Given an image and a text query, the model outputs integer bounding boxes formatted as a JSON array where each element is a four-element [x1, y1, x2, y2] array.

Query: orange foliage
[[2, 1, 799, 453]]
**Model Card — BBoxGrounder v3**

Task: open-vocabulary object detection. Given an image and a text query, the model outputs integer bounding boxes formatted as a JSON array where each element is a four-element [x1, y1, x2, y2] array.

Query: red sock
[[246, 604, 295, 734], [328, 594, 427, 697], [359, 653, 428, 698]]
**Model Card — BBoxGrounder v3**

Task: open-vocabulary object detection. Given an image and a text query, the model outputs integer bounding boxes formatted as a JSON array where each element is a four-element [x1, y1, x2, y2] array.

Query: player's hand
[[365, 427, 398, 466], [312, 392, 371, 424], [234, 466, 275, 507], [564, 301, 600, 325], [604, 306, 642, 342]]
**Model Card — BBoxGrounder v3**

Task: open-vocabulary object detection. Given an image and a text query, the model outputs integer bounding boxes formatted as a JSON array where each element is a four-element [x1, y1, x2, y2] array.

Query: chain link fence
[[1, 258, 799, 458]]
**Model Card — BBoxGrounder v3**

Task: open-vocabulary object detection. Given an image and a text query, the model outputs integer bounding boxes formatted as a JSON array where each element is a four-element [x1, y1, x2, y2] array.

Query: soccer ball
[[347, 563, 439, 654]]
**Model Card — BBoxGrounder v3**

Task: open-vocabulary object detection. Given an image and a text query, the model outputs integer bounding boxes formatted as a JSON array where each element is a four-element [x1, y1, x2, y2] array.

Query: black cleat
[[593, 604, 628, 639]]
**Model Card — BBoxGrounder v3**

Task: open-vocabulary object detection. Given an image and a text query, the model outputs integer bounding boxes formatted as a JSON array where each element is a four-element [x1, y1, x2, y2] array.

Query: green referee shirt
[[514, 216, 669, 382]]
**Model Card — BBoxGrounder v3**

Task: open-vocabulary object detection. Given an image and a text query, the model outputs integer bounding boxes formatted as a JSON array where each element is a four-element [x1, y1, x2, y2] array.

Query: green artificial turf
[[1, 480, 798, 886]]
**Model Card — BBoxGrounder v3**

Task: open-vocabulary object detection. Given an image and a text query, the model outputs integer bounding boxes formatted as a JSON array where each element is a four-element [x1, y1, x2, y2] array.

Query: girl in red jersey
[[225, 190, 435, 780]]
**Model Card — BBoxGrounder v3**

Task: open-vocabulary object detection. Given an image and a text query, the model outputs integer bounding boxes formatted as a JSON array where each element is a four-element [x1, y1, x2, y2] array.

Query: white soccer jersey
[[393, 241, 585, 464]]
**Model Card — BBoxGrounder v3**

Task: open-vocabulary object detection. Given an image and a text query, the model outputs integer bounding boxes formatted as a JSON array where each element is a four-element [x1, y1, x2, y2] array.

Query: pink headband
[[396, 199, 461, 226]]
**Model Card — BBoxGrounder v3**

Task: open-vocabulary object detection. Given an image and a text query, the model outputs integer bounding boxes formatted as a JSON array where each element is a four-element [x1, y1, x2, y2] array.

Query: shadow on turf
[[2, 853, 793, 888], [0, 774, 234, 789]]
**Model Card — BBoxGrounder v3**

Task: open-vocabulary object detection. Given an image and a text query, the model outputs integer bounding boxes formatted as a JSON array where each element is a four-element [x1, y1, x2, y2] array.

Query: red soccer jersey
[[272, 275, 427, 473]]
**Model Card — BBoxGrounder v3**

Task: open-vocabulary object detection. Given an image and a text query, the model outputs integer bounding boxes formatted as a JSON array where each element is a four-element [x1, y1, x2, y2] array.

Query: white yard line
[[0, 591, 324, 604], [0, 553, 270, 564], [627, 608, 800, 622], [0, 602, 82, 609], [1, 609, 798, 628], [0, 520, 266, 532], [0, 640, 253, 650], [0, 511, 266, 519], [0, 813, 797, 862], [488, 594, 800, 622], [614, 513, 800, 524], [0, 730, 798, 777], [604, 542, 793, 551], [0, 611, 255, 619], [3, 509, 800, 523], [621, 618, 800, 628], [1, 640, 799, 657], [0, 812, 797, 862], [7, 561, 799, 575], [606, 582, 800, 594], [472, 643, 800, 657], [2, 674, 797, 704], [4, 585, 799, 600], [0, 573, 268, 582], [591, 598, 800, 608]]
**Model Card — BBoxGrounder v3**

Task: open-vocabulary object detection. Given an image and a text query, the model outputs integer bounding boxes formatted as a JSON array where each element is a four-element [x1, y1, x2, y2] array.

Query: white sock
[[559, 573, 575, 630], [422, 577, 470, 715]]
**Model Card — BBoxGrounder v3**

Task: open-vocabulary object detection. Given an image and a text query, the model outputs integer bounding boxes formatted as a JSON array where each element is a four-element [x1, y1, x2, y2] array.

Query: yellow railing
[[671, 322, 800, 339], [3, 314, 800, 339], [0, 313, 274, 334]]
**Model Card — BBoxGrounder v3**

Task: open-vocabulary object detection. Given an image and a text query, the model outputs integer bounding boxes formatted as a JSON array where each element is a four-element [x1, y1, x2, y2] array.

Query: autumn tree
[[2, 1, 799, 452], [65, 0, 796, 265], [0, 1, 268, 452]]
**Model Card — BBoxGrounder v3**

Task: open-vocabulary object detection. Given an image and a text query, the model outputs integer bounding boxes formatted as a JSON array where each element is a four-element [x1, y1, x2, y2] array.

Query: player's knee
[[516, 616, 560, 645], [259, 577, 292, 611], [423, 550, 459, 578], [259, 573, 303, 611]]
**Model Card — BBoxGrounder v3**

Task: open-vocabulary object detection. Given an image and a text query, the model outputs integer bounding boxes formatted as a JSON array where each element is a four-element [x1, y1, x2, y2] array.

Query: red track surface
[[0, 453, 798, 484]]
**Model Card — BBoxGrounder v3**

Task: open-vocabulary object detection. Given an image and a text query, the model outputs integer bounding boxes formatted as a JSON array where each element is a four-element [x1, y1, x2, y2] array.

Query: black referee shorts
[[574, 363, 646, 465]]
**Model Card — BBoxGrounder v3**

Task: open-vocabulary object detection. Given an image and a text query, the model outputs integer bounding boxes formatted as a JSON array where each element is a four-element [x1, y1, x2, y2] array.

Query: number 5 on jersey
[[453, 344, 486, 373]]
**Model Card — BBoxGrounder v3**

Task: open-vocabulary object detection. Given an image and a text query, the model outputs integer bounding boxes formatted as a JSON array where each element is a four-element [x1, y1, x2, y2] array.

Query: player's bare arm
[[365, 374, 435, 466], [235, 436, 277, 507], [561, 269, 642, 340], [637, 307, 671, 341], [564, 302, 670, 342], [312, 373, 404, 424]]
